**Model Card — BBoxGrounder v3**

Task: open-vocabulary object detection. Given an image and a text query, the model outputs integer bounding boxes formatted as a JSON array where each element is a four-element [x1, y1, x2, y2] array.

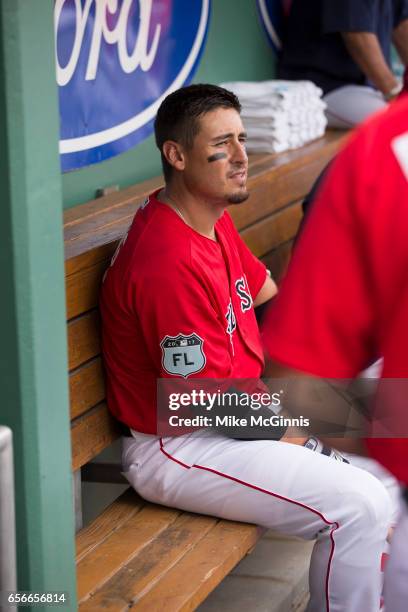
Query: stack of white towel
[[221, 80, 328, 154]]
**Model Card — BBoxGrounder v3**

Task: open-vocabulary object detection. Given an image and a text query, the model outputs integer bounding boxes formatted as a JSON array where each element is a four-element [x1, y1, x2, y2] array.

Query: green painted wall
[[0, 1, 76, 608], [62, 0, 277, 208]]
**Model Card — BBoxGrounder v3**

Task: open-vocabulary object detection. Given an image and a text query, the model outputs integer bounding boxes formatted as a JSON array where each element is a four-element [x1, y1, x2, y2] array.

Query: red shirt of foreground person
[[262, 98, 408, 485]]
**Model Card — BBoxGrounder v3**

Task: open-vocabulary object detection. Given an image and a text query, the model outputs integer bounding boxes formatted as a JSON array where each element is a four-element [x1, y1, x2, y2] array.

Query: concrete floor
[[198, 531, 313, 612]]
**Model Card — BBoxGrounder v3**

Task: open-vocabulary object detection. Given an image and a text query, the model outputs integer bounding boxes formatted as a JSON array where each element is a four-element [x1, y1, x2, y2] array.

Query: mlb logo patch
[[161, 333, 206, 378]]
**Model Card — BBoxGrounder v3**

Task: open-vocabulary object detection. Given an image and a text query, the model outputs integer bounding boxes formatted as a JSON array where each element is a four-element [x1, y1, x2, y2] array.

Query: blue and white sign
[[256, 0, 292, 54], [55, 1, 211, 172]]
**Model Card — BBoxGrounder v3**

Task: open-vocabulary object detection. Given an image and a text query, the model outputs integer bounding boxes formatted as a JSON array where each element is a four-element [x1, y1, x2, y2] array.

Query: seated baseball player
[[100, 84, 393, 612]]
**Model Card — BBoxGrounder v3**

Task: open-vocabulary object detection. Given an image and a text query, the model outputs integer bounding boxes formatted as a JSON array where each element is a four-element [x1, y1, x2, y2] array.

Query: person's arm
[[265, 362, 369, 455], [253, 274, 277, 308], [321, 0, 401, 98], [393, 19, 408, 66], [341, 32, 400, 97]]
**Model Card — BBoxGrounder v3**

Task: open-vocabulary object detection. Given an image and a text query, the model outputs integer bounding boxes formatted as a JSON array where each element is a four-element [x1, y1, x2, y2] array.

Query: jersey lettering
[[225, 300, 237, 335], [225, 299, 237, 355], [235, 276, 253, 312]]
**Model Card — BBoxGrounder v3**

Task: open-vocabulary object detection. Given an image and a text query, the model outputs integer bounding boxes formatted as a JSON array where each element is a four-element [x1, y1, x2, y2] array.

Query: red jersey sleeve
[[262, 134, 377, 377]]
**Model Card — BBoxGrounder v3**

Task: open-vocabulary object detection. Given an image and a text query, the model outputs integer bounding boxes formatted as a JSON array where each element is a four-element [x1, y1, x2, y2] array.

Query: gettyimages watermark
[[165, 386, 309, 433], [157, 377, 408, 439]]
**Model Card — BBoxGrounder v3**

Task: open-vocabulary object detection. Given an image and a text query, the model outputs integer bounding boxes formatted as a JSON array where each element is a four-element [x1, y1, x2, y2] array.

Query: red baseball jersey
[[100, 190, 267, 433], [262, 98, 408, 484]]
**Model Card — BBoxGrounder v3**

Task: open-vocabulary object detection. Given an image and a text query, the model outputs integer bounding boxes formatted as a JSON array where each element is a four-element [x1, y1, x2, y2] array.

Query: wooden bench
[[65, 130, 347, 610]]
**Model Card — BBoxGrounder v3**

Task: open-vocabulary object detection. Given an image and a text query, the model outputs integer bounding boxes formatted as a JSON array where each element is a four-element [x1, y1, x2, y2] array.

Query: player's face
[[184, 107, 249, 205]]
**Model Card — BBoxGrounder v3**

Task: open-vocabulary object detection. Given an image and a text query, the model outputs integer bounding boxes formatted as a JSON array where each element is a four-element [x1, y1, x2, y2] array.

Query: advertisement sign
[[55, 0, 210, 171], [256, 0, 292, 53]]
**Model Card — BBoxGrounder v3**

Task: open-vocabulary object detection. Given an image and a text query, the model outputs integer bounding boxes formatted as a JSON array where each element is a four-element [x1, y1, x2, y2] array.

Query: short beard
[[226, 190, 250, 205]]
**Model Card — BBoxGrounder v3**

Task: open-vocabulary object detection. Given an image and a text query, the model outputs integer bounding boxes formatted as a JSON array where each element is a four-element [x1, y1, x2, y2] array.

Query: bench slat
[[133, 520, 263, 612], [64, 176, 163, 229], [65, 242, 117, 279], [77, 512, 260, 612], [68, 311, 100, 371], [71, 404, 121, 471], [65, 201, 139, 244], [77, 504, 188, 603], [64, 133, 347, 267], [76, 489, 144, 563], [70, 358, 105, 419], [230, 155, 326, 231], [241, 201, 302, 259], [66, 259, 110, 321]]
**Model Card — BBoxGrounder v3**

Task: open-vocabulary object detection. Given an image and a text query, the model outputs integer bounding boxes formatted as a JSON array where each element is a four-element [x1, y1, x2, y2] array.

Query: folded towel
[[220, 79, 327, 154]]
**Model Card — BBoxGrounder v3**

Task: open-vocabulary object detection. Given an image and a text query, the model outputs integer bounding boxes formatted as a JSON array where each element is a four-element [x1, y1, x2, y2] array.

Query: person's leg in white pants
[[384, 497, 408, 611], [123, 431, 392, 612], [343, 453, 402, 526], [323, 85, 387, 129]]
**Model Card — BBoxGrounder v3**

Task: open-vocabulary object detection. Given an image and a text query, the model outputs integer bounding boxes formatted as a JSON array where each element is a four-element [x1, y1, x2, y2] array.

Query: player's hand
[[280, 426, 308, 446]]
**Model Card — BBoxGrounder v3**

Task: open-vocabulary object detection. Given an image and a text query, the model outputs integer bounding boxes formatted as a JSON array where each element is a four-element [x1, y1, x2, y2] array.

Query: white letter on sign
[[116, 0, 161, 74], [55, 0, 162, 85], [55, 0, 93, 86]]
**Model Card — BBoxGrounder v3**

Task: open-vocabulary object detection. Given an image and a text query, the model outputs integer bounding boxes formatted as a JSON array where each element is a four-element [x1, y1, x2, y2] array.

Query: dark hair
[[154, 83, 241, 182]]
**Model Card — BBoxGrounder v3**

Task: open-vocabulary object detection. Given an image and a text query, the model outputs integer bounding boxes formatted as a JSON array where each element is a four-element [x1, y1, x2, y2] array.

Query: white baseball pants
[[323, 85, 387, 129], [384, 499, 408, 611], [123, 431, 394, 612]]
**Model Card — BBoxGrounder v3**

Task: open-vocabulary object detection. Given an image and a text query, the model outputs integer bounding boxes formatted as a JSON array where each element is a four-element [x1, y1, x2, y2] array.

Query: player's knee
[[345, 472, 392, 529]]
